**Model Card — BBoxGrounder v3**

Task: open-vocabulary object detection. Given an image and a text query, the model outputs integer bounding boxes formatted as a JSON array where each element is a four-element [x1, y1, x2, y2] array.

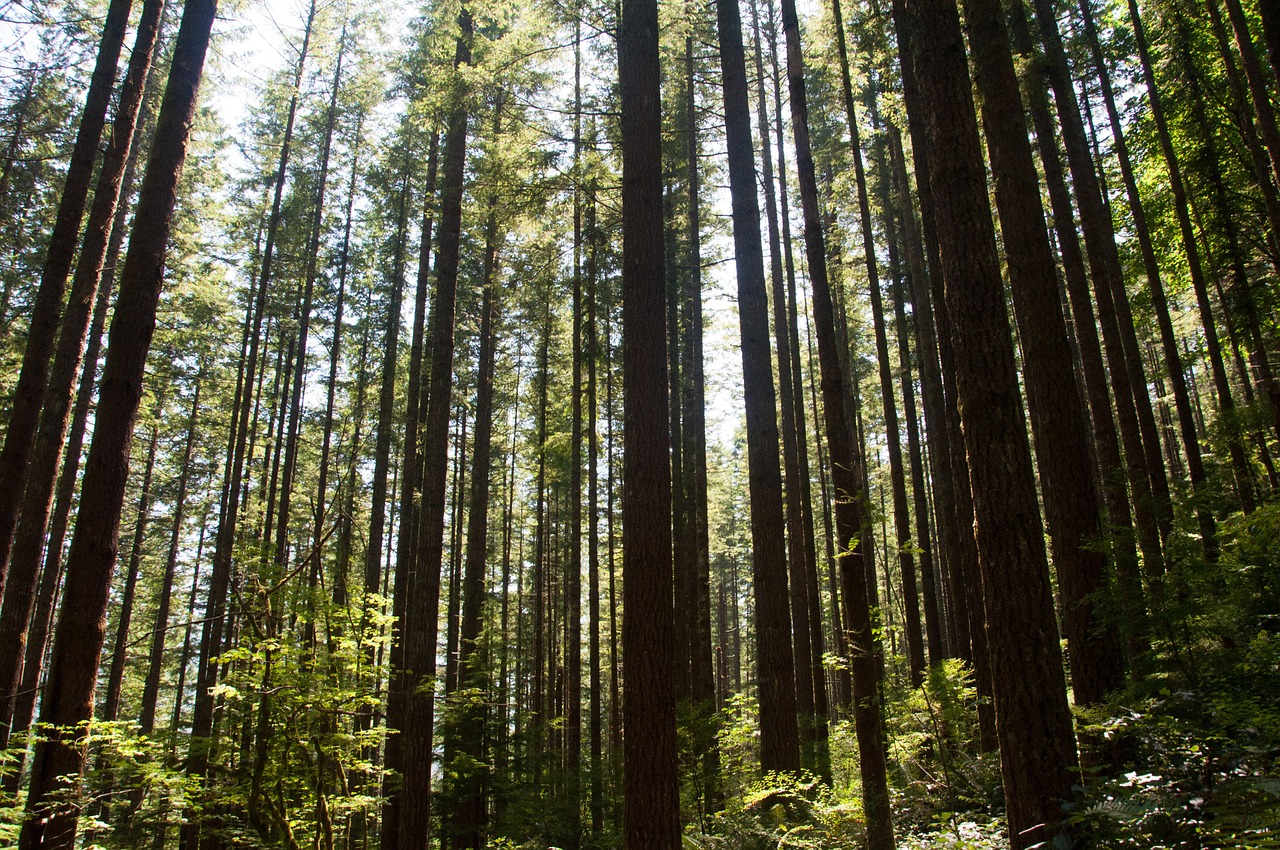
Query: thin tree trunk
[[182, 8, 313, 842], [830, 0, 925, 686], [872, 109, 943, 664], [102, 424, 159, 723], [1081, 0, 1244, 533], [719, 0, 804, 779], [139, 381, 200, 734], [779, 0, 891, 842], [680, 22, 720, 811], [585, 149, 604, 838], [1116, 0, 1257, 515], [277, 31, 347, 604], [887, 125, 960, 663], [1221, 0, 1280, 196]]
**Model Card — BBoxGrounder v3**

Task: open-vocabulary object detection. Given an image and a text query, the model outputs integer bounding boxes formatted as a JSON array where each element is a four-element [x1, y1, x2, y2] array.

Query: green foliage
[[882, 660, 1003, 835], [688, 773, 863, 850], [1069, 687, 1280, 848], [1061, 500, 1280, 848]]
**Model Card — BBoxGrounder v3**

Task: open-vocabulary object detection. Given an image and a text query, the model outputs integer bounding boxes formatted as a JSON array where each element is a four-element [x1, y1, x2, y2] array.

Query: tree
[[0, 0, 133, 595], [893, 0, 1080, 843], [618, 0, 681, 842], [777, 0, 892, 842], [19, 0, 221, 842]]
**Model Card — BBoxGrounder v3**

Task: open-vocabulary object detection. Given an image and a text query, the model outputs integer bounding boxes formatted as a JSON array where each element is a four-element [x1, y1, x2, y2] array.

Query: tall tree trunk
[[963, 0, 1123, 705], [18, 0, 219, 842], [277, 32, 346, 601], [0, 0, 133, 592], [680, 22, 720, 809], [894, 0, 1080, 844], [1023, 0, 1170, 579], [0, 0, 165, 746], [585, 148, 604, 839], [887, 125, 962, 663], [2, 209, 122, 790], [1007, 1, 1149, 661], [448, 195, 502, 850], [315, 109, 364, 615], [1221, 0, 1280, 195], [778, 0, 891, 842], [751, 0, 847, 717], [719, 0, 805, 779], [392, 11, 474, 849], [830, 0, 925, 685], [618, 0, 681, 842], [566, 30, 586, 839]]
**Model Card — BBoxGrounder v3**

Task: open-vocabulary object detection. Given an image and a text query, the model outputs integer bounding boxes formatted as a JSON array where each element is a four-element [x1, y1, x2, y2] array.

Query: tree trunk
[[1023, 0, 1170, 579], [448, 194, 502, 850], [181, 8, 313, 842], [1081, 0, 1244, 534], [779, 0, 892, 842], [0, 0, 134, 594], [139, 381, 200, 734], [1006, 0, 1149, 662], [618, 0, 681, 842], [894, 0, 1080, 843], [0, 0, 165, 746], [964, 0, 1124, 705], [392, 11, 474, 849], [19, 0, 219, 842], [1117, 0, 1257, 515], [872, 109, 944, 664], [1221, 0, 1280, 195], [830, 0, 926, 686], [101, 424, 159, 723], [680, 22, 720, 810], [719, 0, 805, 779]]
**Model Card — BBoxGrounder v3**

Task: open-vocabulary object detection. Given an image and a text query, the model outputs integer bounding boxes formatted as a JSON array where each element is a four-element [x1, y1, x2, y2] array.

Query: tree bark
[[778, 0, 892, 841], [618, 0, 681, 842], [894, 0, 1080, 844], [0, 0, 134, 594], [19, 0, 219, 842]]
